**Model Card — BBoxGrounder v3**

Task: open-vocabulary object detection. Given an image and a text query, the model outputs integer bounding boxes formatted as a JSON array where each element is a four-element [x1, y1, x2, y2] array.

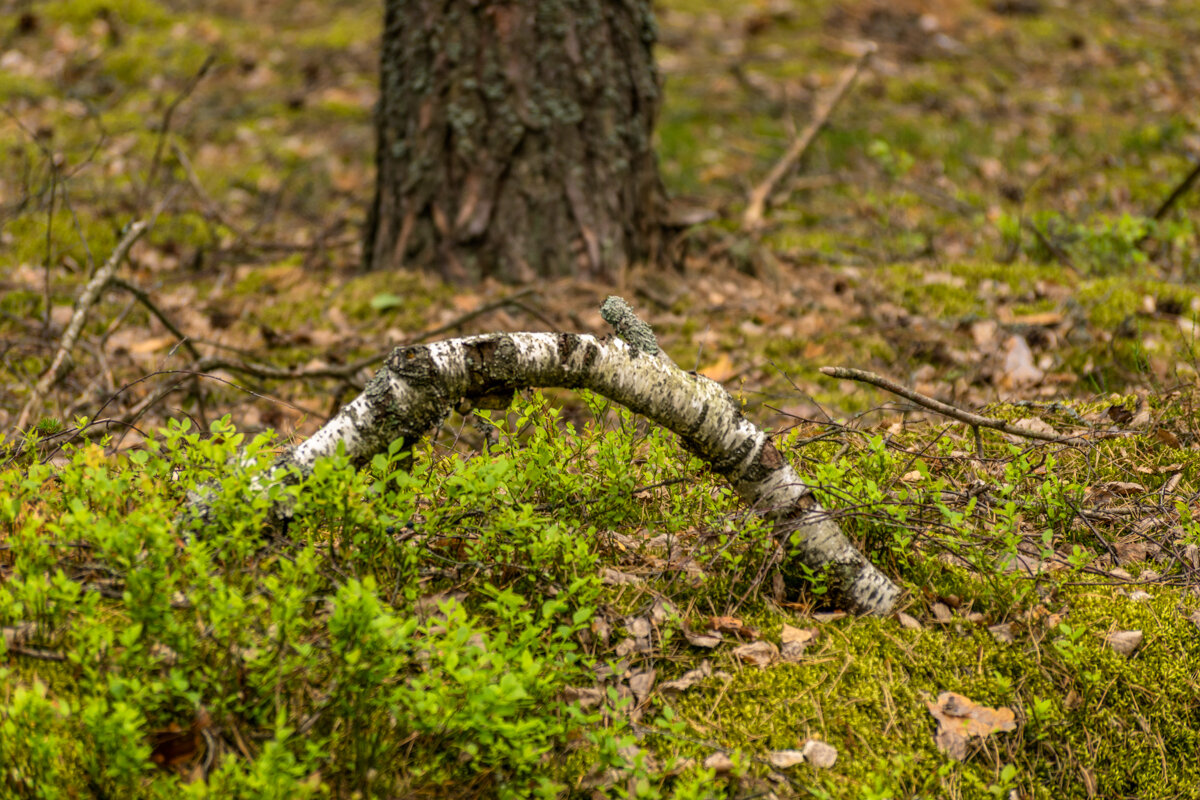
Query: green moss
[[2, 211, 118, 273], [339, 271, 453, 326], [878, 265, 983, 319], [1077, 278, 1151, 329], [0, 70, 53, 104], [101, 32, 214, 85], [663, 585, 1200, 799], [146, 212, 216, 250], [42, 0, 170, 27], [293, 10, 378, 50]]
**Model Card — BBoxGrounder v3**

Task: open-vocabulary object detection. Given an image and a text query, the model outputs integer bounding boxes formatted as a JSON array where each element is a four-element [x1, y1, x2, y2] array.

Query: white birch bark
[[250, 331, 901, 615]]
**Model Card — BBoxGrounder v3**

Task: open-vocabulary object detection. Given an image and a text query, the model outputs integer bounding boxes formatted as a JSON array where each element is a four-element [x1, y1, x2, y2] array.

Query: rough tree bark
[[365, 0, 665, 282], [196, 302, 901, 615]]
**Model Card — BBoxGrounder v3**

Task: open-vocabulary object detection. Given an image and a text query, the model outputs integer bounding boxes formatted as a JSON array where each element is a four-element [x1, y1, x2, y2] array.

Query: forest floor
[[2, 0, 1200, 798]]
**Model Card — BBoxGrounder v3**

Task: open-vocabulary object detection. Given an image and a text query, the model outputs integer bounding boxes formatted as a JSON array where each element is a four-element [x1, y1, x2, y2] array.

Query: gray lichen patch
[[601, 295, 660, 356]]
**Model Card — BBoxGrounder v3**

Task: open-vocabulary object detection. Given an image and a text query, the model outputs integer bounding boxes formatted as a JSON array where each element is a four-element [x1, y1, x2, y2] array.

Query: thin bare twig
[[1151, 159, 1200, 222], [141, 53, 215, 206], [1029, 221, 1074, 268], [819, 366, 1083, 444], [171, 140, 248, 238], [109, 277, 202, 360], [742, 44, 875, 231]]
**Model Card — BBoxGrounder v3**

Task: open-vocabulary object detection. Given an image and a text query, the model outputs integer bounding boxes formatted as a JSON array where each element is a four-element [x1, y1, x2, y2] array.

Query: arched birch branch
[[232, 328, 900, 615]]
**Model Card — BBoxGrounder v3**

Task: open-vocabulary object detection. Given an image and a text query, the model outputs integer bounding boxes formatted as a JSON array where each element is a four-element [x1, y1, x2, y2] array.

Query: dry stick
[[171, 141, 249, 239], [15, 219, 152, 432], [1151, 159, 1200, 222], [819, 366, 1083, 446], [59, 289, 540, 446], [1029, 221, 1073, 269], [108, 277, 202, 360], [141, 53, 215, 207], [742, 44, 875, 231]]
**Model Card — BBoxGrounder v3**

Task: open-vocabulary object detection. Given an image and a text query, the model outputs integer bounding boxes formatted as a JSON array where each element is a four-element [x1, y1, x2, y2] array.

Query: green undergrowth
[[3, 389, 1199, 798]]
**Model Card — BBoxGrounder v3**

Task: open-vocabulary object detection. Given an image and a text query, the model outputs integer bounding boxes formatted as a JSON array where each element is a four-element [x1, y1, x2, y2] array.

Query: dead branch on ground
[[742, 44, 875, 231], [820, 366, 1085, 449], [16, 218, 153, 431], [1151, 159, 1200, 222], [188, 300, 902, 615]]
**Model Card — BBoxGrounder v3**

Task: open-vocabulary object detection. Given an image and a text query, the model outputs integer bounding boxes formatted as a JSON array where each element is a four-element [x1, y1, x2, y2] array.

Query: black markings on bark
[[707, 433, 757, 475], [739, 440, 782, 485], [556, 333, 598, 385]]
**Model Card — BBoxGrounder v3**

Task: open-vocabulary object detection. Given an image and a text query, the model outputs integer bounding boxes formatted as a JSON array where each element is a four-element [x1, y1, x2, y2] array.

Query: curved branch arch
[[272, 331, 899, 615]]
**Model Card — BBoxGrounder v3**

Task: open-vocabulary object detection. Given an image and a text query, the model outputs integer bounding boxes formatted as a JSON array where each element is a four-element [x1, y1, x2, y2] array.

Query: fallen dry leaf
[[1097, 481, 1147, 496], [710, 616, 759, 639], [660, 662, 714, 694], [649, 598, 677, 624], [780, 624, 817, 660], [780, 624, 816, 644], [1113, 540, 1151, 564], [732, 640, 779, 667], [562, 686, 604, 708], [926, 691, 1016, 760], [1106, 403, 1134, 424], [699, 354, 737, 383], [1105, 629, 1143, 657], [627, 617, 652, 640], [1130, 400, 1151, 428], [683, 629, 723, 649], [988, 623, 1015, 643], [896, 611, 923, 630], [702, 752, 734, 773], [1007, 417, 1059, 439], [931, 602, 954, 623], [801, 739, 838, 768], [601, 567, 643, 586], [628, 669, 656, 704], [1153, 429, 1181, 448], [999, 335, 1043, 388], [767, 749, 807, 769]]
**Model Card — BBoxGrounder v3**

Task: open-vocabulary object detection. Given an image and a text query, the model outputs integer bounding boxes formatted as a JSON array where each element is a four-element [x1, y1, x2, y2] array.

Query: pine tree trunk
[[365, 0, 665, 282]]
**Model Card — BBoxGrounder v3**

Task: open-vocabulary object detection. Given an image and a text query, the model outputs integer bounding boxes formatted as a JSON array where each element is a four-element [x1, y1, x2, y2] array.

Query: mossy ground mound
[[3, 0, 1200, 797]]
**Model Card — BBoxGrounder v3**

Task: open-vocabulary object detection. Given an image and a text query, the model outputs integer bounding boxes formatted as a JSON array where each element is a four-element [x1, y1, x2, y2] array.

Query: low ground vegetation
[[3, 391, 1199, 798], [3, 0, 1200, 797]]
